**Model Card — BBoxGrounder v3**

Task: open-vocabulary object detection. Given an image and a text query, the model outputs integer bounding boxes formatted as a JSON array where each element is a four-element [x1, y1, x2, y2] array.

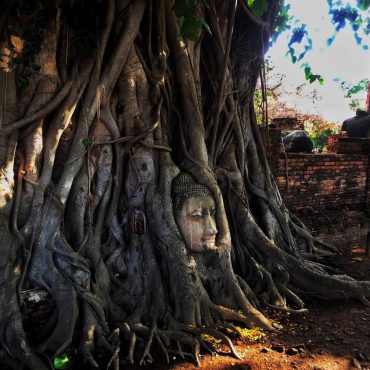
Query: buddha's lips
[[202, 237, 216, 244]]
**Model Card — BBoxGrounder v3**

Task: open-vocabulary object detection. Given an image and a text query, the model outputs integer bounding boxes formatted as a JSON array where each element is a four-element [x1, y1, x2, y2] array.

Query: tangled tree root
[[118, 319, 246, 367]]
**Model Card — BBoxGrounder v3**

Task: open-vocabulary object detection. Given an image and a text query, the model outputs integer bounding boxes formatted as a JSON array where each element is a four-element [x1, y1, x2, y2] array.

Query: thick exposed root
[[79, 303, 118, 368], [240, 206, 370, 302], [120, 319, 244, 366]]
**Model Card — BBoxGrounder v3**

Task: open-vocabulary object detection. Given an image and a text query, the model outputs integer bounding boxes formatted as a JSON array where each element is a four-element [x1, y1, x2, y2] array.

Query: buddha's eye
[[190, 210, 202, 219], [210, 208, 216, 217]]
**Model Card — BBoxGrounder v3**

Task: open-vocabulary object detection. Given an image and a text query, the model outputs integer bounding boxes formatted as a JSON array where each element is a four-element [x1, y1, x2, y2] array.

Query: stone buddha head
[[171, 173, 218, 252]]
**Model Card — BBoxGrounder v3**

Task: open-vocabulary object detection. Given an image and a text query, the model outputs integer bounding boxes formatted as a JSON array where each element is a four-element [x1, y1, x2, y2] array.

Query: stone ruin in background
[[268, 115, 370, 155], [270, 117, 304, 130], [263, 116, 370, 254]]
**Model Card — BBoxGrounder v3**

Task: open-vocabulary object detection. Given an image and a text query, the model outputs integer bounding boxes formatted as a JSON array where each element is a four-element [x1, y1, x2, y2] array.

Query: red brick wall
[[269, 152, 370, 249], [261, 127, 370, 249], [271, 153, 369, 214]]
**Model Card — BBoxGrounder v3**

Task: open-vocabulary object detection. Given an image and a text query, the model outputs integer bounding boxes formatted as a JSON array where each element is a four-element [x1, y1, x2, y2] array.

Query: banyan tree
[[0, 0, 369, 369]]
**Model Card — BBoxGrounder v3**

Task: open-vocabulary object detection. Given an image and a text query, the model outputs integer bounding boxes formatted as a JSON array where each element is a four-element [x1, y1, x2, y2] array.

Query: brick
[[270, 151, 369, 213]]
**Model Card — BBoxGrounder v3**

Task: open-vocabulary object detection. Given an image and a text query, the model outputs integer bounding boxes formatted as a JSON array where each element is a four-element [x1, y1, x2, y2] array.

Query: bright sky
[[266, 0, 370, 125]]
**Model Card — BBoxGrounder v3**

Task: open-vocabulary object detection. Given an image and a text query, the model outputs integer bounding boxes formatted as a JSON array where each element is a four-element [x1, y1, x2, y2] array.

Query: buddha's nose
[[205, 214, 218, 235]]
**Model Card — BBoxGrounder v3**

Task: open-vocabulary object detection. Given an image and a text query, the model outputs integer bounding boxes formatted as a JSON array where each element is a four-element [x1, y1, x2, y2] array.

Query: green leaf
[[17, 75, 29, 88], [301, 62, 323, 84], [357, 0, 370, 11], [13, 57, 23, 64], [173, 1, 211, 39], [53, 354, 72, 370], [82, 138, 90, 147], [249, 0, 268, 18], [343, 78, 369, 98], [178, 15, 186, 30], [179, 17, 203, 40], [23, 67, 32, 77], [172, 1, 189, 17], [247, 0, 254, 6], [200, 18, 212, 35], [31, 63, 41, 71]]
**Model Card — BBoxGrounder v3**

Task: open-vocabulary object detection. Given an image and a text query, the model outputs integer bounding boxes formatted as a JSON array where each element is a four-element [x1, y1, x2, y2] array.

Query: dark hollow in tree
[[0, 0, 369, 369]]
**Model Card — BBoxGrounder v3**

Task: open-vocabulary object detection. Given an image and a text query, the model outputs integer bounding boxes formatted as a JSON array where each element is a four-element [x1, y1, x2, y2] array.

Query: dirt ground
[[124, 247, 370, 370]]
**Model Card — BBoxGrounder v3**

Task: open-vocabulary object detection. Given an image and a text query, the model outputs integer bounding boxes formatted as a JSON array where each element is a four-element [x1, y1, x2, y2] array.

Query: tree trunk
[[0, 0, 369, 368]]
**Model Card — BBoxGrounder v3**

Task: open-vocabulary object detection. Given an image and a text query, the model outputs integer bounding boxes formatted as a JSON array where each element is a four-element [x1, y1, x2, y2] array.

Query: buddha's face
[[175, 195, 218, 252]]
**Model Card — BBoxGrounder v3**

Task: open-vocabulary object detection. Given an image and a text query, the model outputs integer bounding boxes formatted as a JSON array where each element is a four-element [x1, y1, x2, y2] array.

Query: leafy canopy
[[282, 0, 369, 85], [172, 0, 368, 87]]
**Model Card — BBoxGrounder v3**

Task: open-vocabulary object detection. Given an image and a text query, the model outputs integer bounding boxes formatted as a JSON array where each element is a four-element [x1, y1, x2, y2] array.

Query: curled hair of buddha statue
[[171, 172, 213, 211]]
